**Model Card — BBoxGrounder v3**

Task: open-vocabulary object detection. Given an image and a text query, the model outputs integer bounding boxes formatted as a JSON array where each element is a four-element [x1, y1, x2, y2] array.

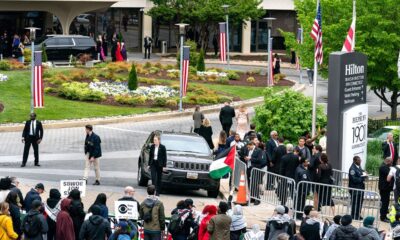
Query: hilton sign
[[327, 52, 368, 171]]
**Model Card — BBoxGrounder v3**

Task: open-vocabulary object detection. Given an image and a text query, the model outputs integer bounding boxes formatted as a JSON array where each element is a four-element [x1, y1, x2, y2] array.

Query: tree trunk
[[391, 90, 398, 120]]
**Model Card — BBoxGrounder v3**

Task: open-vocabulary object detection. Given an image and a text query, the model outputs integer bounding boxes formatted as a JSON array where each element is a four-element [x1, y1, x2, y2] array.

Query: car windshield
[[370, 128, 393, 139], [161, 135, 211, 155]]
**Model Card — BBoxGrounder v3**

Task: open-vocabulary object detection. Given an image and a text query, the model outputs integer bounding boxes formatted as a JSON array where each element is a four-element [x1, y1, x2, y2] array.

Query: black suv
[[32, 35, 96, 61], [137, 131, 220, 198]]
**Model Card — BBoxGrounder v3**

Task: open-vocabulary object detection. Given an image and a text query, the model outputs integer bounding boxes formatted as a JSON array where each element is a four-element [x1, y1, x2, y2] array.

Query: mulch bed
[[0, 103, 3, 113], [139, 70, 294, 87]]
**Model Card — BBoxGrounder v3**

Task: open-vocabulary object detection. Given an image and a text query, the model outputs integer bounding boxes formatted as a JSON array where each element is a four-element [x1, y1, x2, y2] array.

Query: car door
[[56, 37, 74, 60], [43, 38, 57, 60], [142, 132, 155, 168]]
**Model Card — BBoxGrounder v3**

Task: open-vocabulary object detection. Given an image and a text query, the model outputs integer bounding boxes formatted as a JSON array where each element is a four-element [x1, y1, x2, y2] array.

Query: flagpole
[[299, 27, 303, 84], [311, 0, 320, 138]]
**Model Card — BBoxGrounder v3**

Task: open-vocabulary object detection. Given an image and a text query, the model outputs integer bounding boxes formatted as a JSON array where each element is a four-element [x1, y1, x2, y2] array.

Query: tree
[[128, 64, 138, 90], [254, 88, 326, 143], [282, 0, 400, 119], [147, 0, 264, 50], [197, 49, 205, 71]]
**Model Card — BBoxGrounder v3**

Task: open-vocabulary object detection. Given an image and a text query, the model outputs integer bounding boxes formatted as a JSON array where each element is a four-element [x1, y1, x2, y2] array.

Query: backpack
[[267, 221, 290, 240], [168, 210, 188, 235], [22, 214, 41, 238], [143, 201, 157, 223], [117, 234, 131, 240]]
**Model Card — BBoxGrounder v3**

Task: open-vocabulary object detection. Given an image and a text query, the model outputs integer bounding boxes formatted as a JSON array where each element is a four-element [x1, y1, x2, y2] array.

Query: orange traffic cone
[[234, 171, 248, 206]]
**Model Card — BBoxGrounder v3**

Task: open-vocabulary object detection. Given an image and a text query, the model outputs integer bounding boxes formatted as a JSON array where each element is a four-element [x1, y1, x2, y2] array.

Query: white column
[[142, 9, 152, 53], [241, 20, 251, 54]]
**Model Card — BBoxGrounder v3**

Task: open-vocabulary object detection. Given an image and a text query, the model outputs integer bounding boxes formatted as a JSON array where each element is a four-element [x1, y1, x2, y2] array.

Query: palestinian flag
[[209, 146, 236, 179]]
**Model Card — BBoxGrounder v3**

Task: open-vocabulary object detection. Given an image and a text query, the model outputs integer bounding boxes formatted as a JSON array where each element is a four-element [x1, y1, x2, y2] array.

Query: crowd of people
[[0, 31, 30, 63], [0, 177, 141, 240]]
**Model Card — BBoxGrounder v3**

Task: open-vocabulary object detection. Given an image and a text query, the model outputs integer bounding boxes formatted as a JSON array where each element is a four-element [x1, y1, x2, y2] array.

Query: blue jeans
[[144, 232, 161, 240], [172, 235, 188, 240]]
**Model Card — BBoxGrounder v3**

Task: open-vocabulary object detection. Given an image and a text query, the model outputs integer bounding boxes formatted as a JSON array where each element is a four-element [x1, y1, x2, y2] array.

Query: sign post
[[60, 180, 86, 198], [114, 201, 139, 220], [327, 51, 368, 171]]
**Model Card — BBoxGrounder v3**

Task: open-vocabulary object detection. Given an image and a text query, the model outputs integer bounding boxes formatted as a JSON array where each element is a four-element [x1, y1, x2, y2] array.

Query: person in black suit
[[243, 142, 264, 205], [278, 144, 300, 205], [266, 131, 279, 163], [149, 135, 167, 196], [382, 132, 398, 165], [272, 137, 286, 174], [83, 125, 102, 185], [219, 102, 236, 136], [21, 113, 43, 167]]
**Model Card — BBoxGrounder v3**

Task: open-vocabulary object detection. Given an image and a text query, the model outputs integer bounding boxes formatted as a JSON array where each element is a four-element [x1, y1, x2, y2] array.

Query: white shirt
[[247, 147, 254, 167], [319, 136, 327, 152], [389, 165, 400, 190], [154, 145, 159, 160], [30, 120, 36, 136]]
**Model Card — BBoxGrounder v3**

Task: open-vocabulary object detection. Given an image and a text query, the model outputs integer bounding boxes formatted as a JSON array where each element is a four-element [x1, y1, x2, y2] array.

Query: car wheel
[[207, 188, 220, 198], [137, 161, 149, 187]]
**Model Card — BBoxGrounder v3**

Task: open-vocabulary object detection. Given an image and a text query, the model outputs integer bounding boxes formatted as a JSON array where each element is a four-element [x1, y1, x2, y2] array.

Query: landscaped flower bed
[[89, 82, 178, 99]]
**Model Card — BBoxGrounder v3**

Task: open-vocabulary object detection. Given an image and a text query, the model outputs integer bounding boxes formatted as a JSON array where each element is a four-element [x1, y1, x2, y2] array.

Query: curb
[[0, 82, 305, 133]]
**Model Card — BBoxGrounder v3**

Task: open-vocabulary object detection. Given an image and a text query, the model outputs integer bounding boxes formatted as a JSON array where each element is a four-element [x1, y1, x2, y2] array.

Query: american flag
[[342, 19, 355, 52], [295, 28, 302, 70], [182, 46, 190, 96], [268, 38, 274, 86], [33, 51, 44, 108], [219, 22, 226, 62], [310, 0, 323, 64]]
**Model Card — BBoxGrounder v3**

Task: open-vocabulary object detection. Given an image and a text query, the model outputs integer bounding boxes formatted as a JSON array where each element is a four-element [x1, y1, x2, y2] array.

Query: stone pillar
[[241, 20, 251, 54], [142, 9, 152, 53]]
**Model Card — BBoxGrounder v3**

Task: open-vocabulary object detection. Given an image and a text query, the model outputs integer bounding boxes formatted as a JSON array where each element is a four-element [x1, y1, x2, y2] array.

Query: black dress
[[198, 125, 214, 149], [316, 163, 335, 207]]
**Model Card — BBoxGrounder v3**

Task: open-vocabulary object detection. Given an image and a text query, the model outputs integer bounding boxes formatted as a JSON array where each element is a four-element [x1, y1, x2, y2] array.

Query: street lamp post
[[222, 4, 230, 69], [25, 27, 40, 114], [176, 23, 188, 112], [264, 17, 276, 86]]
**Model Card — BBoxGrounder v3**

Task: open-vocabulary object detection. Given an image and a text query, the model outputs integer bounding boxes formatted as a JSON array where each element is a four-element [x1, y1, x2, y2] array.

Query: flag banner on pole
[[342, 19, 355, 52], [182, 46, 190, 96], [209, 146, 236, 179], [219, 22, 227, 62], [295, 28, 302, 70], [268, 40, 274, 86], [310, 1, 323, 64], [33, 51, 44, 108]]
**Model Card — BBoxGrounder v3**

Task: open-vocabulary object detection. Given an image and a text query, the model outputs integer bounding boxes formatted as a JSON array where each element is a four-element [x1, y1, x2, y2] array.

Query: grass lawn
[[0, 71, 164, 123], [0, 69, 288, 123]]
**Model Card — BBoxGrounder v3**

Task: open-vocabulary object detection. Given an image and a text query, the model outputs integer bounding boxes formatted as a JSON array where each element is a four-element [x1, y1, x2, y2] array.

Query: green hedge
[[366, 140, 382, 176]]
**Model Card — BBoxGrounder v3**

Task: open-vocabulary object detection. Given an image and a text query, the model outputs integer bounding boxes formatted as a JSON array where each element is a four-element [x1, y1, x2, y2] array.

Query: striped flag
[[295, 28, 302, 70], [182, 46, 190, 96], [310, 0, 323, 64], [33, 51, 44, 108], [219, 22, 227, 62], [342, 19, 356, 52], [268, 38, 274, 86]]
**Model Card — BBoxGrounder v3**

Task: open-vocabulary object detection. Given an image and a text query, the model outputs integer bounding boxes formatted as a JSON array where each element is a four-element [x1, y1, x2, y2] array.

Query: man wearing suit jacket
[[149, 135, 167, 196], [382, 132, 398, 165], [278, 144, 300, 205], [266, 130, 279, 169], [83, 125, 102, 185], [21, 113, 43, 167], [219, 102, 236, 136], [243, 142, 264, 205]]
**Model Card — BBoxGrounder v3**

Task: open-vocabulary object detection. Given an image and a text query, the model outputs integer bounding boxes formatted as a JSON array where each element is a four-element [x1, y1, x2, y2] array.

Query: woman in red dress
[[115, 42, 123, 62]]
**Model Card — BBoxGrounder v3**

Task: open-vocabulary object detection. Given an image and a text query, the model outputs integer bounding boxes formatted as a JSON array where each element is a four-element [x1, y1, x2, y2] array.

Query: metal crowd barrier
[[293, 181, 381, 228], [248, 168, 296, 209], [332, 169, 379, 193], [233, 157, 248, 190]]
